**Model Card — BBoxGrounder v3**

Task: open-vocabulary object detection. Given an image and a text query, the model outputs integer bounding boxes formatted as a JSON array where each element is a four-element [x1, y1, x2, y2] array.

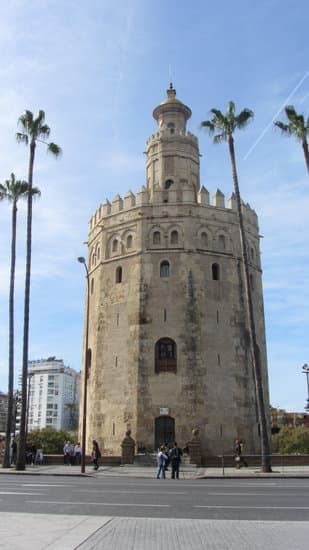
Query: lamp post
[[302, 363, 309, 411], [78, 256, 90, 473]]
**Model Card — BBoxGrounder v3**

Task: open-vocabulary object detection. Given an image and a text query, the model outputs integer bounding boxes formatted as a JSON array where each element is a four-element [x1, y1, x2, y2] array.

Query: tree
[[200, 101, 272, 472], [26, 427, 74, 454], [276, 426, 309, 454], [274, 105, 309, 174], [15, 110, 61, 471], [0, 174, 40, 468]]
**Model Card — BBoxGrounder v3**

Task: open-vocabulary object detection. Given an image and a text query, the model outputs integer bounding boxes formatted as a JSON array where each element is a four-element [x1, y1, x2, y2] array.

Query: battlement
[[89, 186, 257, 231], [146, 130, 198, 145]]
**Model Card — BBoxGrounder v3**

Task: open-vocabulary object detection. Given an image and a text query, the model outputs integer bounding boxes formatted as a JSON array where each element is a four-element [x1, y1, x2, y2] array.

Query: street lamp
[[302, 363, 309, 411], [78, 256, 90, 473]]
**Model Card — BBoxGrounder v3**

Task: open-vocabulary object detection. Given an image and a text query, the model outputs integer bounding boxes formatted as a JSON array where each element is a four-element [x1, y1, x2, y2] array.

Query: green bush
[[26, 427, 76, 454], [276, 426, 309, 454]]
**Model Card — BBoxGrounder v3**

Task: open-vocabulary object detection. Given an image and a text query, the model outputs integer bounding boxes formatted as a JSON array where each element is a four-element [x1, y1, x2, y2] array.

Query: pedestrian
[[156, 445, 168, 479], [36, 447, 44, 465], [63, 441, 72, 465], [74, 442, 82, 465], [234, 439, 248, 468], [169, 441, 183, 479], [11, 439, 17, 465], [92, 440, 101, 470]]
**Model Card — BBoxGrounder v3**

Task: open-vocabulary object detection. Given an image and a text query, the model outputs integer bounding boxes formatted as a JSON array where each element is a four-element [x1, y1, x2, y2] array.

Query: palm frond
[[226, 101, 236, 118], [210, 108, 226, 126], [38, 123, 51, 139], [31, 186, 41, 198], [274, 120, 290, 134], [284, 105, 298, 124], [200, 120, 216, 134], [235, 108, 254, 129], [47, 142, 62, 157], [213, 133, 226, 144], [16, 132, 28, 145]]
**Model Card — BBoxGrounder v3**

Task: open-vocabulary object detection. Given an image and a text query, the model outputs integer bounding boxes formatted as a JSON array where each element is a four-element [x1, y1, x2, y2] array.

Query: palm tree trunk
[[228, 134, 272, 472], [3, 201, 17, 468], [16, 140, 36, 471], [302, 138, 309, 174]]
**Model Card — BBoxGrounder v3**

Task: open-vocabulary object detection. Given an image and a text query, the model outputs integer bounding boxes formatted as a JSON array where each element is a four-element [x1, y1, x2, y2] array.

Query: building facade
[[28, 357, 80, 431], [83, 86, 270, 457]]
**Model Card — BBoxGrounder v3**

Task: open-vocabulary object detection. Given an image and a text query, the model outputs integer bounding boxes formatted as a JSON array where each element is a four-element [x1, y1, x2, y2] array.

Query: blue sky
[[0, 0, 308, 412]]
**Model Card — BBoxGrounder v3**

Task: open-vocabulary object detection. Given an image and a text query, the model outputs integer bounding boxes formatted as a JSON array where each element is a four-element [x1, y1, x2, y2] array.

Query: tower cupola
[[146, 85, 200, 198]]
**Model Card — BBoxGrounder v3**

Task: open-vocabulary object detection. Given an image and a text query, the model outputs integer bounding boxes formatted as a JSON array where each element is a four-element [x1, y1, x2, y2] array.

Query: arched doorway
[[155, 416, 175, 450]]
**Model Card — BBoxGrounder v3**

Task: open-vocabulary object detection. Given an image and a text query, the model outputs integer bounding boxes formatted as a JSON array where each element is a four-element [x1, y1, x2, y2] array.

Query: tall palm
[[200, 101, 272, 472], [274, 105, 309, 174], [15, 110, 61, 471], [0, 174, 40, 468]]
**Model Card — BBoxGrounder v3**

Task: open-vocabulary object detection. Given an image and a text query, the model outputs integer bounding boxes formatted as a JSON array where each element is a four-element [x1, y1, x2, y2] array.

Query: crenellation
[[102, 199, 111, 216], [111, 194, 123, 213], [124, 190, 136, 209], [198, 186, 210, 206], [227, 193, 237, 210], [213, 189, 225, 208]]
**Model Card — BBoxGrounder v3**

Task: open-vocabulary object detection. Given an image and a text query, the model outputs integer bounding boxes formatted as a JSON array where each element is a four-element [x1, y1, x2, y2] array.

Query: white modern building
[[27, 357, 80, 431]]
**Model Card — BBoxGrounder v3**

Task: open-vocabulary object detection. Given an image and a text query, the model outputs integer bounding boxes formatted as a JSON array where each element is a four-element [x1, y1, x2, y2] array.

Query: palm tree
[[200, 101, 272, 472], [274, 105, 309, 174], [15, 110, 61, 471], [0, 174, 40, 468], [0, 175, 26, 465]]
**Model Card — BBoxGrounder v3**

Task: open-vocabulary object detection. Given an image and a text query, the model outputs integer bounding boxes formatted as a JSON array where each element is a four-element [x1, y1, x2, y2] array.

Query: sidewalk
[[1, 463, 309, 478]]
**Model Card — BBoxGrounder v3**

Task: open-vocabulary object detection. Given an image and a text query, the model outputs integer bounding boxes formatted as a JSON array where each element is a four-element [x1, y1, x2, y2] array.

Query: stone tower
[[83, 86, 270, 458]]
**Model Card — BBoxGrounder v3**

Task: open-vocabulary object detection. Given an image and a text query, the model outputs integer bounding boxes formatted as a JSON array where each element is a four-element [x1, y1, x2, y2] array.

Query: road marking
[[74, 489, 186, 495], [22, 484, 77, 488], [208, 492, 307, 497], [195, 505, 309, 510], [0, 491, 44, 496], [27, 500, 171, 507]]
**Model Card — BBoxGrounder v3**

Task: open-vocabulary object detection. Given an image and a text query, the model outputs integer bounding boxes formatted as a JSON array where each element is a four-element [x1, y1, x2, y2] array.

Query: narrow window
[[97, 247, 100, 260], [217, 353, 221, 366], [112, 239, 118, 252], [216, 310, 219, 324], [153, 231, 161, 244], [212, 263, 220, 281], [218, 235, 226, 250], [201, 232, 208, 248], [160, 260, 170, 278], [92, 252, 96, 266], [250, 273, 254, 289], [250, 247, 254, 259], [220, 424, 223, 437], [164, 308, 167, 322], [90, 278, 94, 294], [116, 266, 122, 283], [115, 356, 118, 367], [170, 230, 178, 245], [127, 235, 133, 249], [113, 422, 115, 435], [116, 313, 120, 326]]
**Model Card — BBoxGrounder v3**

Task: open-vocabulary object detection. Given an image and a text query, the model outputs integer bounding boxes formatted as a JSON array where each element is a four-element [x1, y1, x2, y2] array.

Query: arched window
[[155, 338, 177, 373], [116, 266, 122, 283], [250, 247, 255, 260], [92, 252, 96, 266], [164, 179, 174, 189], [160, 260, 170, 278], [167, 122, 175, 135], [218, 235, 226, 250], [170, 230, 178, 245], [201, 232, 208, 248], [112, 239, 118, 253], [212, 263, 220, 281], [153, 231, 161, 244], [127, 235, 133, 249]]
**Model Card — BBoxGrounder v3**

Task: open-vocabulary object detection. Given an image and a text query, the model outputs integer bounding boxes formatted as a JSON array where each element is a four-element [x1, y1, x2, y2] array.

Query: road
[[0, 475, 308, 521]]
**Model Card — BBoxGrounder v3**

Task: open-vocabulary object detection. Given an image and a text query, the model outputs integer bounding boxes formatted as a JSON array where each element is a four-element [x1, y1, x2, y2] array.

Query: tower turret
[[146, 84, 200, 198]]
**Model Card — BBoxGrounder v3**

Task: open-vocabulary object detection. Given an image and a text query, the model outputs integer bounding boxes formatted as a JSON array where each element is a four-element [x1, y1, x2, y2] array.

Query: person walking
[[11, 439, 17, 465], [92, 440, 101, 470], [74, 442, 82, 465], [156, 445, 168, 479], [169, 442, 183, 479], [234, 439, 248, 468]]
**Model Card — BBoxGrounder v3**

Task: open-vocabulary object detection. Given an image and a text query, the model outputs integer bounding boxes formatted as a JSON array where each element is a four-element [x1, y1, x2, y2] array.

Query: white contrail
[[243, 71, 309, 160]]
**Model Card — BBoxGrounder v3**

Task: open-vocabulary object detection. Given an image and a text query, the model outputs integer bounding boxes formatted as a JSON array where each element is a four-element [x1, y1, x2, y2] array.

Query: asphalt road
[[0, 475, 308, 522]]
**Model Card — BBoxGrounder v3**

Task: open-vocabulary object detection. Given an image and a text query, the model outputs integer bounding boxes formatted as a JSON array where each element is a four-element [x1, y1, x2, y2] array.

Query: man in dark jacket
[[169, 441, 183, 479]]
